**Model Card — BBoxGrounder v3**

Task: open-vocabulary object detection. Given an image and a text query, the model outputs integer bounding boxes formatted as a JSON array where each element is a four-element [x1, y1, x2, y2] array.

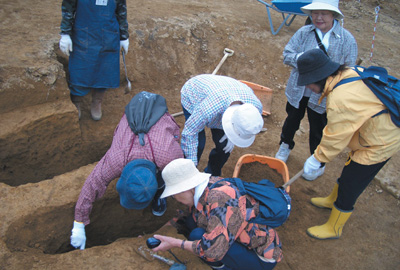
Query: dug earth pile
[[0, 0, 399, 269]]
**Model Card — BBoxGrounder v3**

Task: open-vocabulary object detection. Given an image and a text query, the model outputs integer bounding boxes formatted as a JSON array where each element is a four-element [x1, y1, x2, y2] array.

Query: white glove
[[219, 135, 234, 154], [120, 39, 129, 54], [59, 34, 73, 56], [303, 155, 322, 175], [70, 221, 86, 250]]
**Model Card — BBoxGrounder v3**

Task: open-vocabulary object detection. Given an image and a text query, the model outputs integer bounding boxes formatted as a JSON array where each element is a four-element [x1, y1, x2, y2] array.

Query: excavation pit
[[5, 194, 178, 254]]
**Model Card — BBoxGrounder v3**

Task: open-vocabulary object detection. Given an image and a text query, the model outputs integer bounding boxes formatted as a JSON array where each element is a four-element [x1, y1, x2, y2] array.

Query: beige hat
[[160, 158, 211, 199], [222, 103, 264, 148], [301, 0, 344, 20]]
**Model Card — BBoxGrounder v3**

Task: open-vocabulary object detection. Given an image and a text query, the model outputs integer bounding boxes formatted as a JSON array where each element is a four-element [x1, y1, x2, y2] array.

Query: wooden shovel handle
[[281, 169, 304, 189]]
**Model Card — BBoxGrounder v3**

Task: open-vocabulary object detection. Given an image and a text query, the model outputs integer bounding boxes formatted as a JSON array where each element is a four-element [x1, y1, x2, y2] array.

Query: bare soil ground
[[0, 0, 399, 269]]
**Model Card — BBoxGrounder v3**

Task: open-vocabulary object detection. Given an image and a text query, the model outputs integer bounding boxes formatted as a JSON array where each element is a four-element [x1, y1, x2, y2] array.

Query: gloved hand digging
[[59, 34, 73, 56], [219, 134, 234, 154], [70, 221, 86, 250]]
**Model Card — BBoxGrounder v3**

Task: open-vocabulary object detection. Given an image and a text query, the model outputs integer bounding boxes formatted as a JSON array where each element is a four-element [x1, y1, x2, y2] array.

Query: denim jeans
[[69, 85, 107, 96], [188, 227, 276, 270]]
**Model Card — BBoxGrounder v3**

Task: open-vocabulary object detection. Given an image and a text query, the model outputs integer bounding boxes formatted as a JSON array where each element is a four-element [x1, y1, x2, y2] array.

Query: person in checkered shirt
[[180, 74, 264, 176], [70, 91, 184, 250]]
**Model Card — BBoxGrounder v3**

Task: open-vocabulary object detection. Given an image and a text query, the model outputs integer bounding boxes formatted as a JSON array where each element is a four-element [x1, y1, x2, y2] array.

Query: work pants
[[335, 157, 388, 211], [69, 85, 107, 96], [279, 97, 327, 155], [185, 216, 276, 270], [182, 106, 230, 176]]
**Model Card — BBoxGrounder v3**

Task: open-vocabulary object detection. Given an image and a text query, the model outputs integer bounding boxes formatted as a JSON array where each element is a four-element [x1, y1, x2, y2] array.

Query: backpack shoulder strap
[[333, 77, 361, 89], [209, 178, 247, 195]]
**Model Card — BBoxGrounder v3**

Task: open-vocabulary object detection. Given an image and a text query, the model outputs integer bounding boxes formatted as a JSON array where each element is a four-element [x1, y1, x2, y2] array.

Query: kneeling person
[[152, 158, 282, 270]]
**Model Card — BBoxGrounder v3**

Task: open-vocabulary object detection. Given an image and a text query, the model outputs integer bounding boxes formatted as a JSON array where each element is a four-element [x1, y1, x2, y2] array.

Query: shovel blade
[[124, 80, 132, 94]]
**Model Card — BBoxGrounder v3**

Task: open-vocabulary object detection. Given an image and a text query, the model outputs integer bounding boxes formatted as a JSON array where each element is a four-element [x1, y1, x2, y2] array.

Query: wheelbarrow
[[233, 154, 291, 193], [256, 0, 311, 35]]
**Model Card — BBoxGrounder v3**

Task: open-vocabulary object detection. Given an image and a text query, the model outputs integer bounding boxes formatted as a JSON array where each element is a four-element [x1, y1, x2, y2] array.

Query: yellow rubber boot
[[307, 205, 352, 240], [310, 183, 338, 209]]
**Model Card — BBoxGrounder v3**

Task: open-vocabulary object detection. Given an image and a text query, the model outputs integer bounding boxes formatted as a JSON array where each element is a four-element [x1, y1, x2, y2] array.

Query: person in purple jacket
[[69, 91, 184, 250]]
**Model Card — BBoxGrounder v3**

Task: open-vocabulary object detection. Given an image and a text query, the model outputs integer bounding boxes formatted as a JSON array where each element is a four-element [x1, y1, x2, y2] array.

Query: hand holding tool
[[146, 237, 161, 249], [59, 34, 73, 56]]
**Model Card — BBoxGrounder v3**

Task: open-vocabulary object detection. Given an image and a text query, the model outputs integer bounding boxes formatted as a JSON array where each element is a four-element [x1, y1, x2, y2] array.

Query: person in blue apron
[[59, 0, 129, 120]]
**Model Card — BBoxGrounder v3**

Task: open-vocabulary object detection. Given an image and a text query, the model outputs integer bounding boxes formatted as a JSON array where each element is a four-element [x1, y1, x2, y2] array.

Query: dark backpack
[[333, 65, 400, 127], [210, 178, 291, 228]]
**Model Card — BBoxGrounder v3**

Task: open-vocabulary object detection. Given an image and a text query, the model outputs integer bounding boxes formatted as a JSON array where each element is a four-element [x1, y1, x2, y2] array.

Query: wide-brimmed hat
[[301, 0, 344, 20], [160, 158, 211, 199], [116, 159, 158, 210], [297, 49, 340, 86], [222, 103, 264, 148]]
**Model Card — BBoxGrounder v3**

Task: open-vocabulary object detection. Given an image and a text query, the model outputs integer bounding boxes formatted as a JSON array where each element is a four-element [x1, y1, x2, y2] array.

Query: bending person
[[297, 49, 400, 239], [180, 74, 264, 176], [152, 158, 283, 270], [70, 91, 184, 249]]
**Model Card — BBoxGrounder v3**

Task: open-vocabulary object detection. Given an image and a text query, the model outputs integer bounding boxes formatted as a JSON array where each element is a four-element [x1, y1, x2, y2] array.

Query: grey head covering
[[125, 91, 168, 146]]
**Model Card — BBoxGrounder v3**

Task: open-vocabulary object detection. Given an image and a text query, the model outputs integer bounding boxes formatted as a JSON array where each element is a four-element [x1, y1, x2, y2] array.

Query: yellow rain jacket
[[314, 68, 400, 165]]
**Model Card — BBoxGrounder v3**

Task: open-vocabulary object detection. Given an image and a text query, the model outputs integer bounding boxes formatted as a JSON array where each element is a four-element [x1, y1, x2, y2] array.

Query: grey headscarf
[[125, 91, 168, 146]]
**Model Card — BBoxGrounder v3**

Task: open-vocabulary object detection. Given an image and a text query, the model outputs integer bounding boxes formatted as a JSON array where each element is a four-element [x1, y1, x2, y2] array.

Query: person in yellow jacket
[[297, 49, 400, 240]]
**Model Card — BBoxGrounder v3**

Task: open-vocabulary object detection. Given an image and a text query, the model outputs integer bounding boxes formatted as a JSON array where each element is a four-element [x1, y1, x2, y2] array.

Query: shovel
[[122, 50, 132, 94], [281, 169, 304, 190], [171, 48, 235, 117], [136, 245, 175, 265], [211, 48, 234, 75], [136, 246, 187, 269]]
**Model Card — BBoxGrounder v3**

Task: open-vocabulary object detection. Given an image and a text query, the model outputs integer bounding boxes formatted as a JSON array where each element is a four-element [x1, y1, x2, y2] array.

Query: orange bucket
[[232, 154, 290, 193], [239, 80, 273, 116]]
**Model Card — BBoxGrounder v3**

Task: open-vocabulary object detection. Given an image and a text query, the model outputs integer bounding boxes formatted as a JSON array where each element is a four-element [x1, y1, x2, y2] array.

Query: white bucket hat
[[160, 158, 211, 199], [301, 0, 344, 20], [222, 103, 264, 148]]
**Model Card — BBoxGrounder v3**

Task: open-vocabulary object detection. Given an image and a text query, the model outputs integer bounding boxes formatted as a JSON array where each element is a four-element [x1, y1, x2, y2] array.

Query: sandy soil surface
[[0, 0, 399, 269]]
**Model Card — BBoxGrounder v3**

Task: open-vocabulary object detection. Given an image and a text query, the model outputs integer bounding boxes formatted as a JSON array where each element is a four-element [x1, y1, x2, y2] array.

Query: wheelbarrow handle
[[281, 169, 303, 189]]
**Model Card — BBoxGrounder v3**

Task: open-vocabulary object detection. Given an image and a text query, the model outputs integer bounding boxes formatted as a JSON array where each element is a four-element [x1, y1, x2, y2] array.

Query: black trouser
[[335, 157, 389, 211], [280, 97, 327, 155], [182, 106, 230, 176]]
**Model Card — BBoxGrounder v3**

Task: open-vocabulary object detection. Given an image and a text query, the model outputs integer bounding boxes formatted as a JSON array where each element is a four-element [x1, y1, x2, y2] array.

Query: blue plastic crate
[[272, 0, 312, 14]]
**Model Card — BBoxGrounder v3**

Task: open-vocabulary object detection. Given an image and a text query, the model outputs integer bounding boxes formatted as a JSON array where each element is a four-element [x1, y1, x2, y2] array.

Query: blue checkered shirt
[[181, 74, 262, 165]]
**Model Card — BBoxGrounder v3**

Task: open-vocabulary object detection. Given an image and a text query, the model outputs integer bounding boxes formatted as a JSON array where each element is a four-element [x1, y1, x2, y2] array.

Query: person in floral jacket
[[152, 158, 282, 270]]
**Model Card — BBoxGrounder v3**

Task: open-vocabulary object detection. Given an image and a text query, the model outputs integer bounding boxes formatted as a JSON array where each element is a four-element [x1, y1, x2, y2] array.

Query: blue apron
[[69, 0, 120, 89]]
